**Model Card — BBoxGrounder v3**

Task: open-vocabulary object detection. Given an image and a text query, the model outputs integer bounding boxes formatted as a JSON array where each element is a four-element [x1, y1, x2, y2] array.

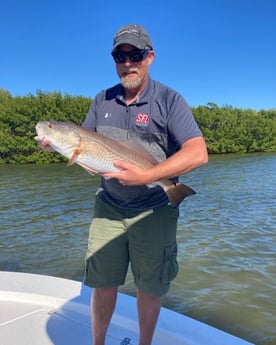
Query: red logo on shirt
[[135, 113, 150, 126]]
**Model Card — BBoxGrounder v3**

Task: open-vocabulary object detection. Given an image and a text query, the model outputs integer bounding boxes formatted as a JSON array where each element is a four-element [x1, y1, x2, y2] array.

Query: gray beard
[[120, 75, 143, 90]]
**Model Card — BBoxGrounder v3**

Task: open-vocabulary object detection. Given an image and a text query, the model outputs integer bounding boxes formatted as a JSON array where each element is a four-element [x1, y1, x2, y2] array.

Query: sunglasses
[[111, 49, 150, 63]]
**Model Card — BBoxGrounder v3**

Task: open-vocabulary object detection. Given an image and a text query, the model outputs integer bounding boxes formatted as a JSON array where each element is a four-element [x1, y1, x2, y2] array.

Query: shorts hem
[[83, 278, 125, 289]]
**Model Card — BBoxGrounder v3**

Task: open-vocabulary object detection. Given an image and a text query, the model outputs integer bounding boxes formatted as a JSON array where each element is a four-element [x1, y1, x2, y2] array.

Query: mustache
[[122, 67, 139, 74]]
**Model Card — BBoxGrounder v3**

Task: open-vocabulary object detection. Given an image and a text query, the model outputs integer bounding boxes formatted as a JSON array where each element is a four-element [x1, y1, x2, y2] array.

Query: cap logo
[[117, 28, 140, 38]]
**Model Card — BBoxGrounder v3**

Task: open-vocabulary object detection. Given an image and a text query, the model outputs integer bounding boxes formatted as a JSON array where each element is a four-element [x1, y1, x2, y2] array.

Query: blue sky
[[1, 0, 275, 110]]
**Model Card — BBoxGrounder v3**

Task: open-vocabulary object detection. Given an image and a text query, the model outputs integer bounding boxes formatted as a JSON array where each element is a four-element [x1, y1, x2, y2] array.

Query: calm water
[[1, 153, 275, 345]]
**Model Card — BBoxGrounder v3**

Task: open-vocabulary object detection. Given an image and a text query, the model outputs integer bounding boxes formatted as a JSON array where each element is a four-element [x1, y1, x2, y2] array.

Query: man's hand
[[101, 160, 150, 186], [36, 138, 55, 152]]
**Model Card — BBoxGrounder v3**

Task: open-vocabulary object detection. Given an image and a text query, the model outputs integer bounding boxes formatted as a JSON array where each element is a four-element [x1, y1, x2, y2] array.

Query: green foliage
[[192, 103, 276, 154], [0, 89, 91, 163], [0, 90, 275, 163]]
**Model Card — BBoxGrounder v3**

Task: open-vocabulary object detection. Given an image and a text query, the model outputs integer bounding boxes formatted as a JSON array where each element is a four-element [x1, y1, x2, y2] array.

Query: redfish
[[35, 121, 196, 205]]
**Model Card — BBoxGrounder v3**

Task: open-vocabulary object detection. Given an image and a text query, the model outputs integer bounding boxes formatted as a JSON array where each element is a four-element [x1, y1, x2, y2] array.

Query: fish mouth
[[35, 122, 47, 137], [35, 124, 43, 139], [35, 122, 48, 141]]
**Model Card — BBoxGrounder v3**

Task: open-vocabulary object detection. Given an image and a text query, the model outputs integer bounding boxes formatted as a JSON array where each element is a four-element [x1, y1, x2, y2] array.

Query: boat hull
[[0, 271, 254, 345]]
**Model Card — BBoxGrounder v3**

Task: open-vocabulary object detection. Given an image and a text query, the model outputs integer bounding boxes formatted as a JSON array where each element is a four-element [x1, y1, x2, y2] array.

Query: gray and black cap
[[112, 24, 153, 52]]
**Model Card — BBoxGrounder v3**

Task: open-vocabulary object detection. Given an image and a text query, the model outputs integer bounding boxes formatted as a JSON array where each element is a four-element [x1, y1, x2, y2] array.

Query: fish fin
[[83, 167, 96, 176], [164, 182, 196, 206], [68, 148, 81, 166], [68, 148, 98, 176], [76, 162, 99, 176]]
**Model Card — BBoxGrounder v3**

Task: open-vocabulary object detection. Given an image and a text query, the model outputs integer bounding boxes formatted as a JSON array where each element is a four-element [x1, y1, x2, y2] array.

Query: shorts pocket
[[160, 243, 178, 286]]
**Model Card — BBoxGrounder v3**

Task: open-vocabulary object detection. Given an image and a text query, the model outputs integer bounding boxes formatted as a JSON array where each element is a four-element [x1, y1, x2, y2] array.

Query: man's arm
[[101, 136, 208, 186]]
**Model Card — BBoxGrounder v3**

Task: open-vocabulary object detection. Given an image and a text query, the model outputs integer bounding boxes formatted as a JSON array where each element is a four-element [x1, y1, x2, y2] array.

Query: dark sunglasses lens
[[112, 51, 127, 63], [112, 50, 148, 63], [128, 50, 144, 62]]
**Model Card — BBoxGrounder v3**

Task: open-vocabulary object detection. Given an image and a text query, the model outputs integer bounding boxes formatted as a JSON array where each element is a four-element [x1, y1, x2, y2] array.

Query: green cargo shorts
[[84, 194, 179, 297]]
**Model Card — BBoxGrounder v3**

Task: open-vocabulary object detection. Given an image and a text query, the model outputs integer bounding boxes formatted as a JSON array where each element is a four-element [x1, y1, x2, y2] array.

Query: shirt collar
[[116, 76, 152, 105]]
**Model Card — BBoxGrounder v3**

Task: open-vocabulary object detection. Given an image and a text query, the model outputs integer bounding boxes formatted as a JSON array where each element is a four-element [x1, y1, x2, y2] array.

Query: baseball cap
[[112, 24, 153, 52]]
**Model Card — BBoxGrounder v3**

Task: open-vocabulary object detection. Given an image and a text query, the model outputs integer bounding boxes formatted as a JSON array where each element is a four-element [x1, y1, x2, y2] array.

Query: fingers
[[112, 160, 131, 170], [37, 139, 55, 152], [101, 160, 146, 186], [101, 161, 131, 179]]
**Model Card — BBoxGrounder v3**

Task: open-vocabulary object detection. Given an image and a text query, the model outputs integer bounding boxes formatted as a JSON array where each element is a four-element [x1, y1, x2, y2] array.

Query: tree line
[[0, 89, 275, 163]]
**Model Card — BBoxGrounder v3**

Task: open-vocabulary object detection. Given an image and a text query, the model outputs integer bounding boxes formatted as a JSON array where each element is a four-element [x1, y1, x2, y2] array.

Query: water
[[0, 153, 275, 345]]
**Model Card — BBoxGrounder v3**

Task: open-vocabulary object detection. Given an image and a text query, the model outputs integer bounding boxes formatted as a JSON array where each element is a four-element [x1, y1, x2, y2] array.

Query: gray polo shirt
[[82, 77, 202, 210]]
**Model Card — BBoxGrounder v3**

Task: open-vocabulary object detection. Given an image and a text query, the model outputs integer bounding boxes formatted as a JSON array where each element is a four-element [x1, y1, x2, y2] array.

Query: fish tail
[[164, 182, 196, 206]]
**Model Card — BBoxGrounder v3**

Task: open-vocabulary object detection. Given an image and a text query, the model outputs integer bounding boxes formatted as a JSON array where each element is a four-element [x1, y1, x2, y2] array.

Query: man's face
[[114, 44, 154, 90]]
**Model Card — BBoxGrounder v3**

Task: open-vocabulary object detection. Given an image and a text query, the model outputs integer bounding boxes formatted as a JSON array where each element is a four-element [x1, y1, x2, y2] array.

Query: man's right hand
[[37, 138, 55, 152]]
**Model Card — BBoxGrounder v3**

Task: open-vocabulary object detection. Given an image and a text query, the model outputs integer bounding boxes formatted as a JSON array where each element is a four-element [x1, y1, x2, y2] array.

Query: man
[[82, 24, 208, 345]]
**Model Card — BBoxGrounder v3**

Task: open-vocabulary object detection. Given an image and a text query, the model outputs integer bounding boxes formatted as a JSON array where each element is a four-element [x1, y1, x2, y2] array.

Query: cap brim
[[112, 37, 147, 52]]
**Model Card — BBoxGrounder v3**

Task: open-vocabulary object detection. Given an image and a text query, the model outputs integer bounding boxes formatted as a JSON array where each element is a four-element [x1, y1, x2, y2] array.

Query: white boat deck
[[0, 271, 254, 345]]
